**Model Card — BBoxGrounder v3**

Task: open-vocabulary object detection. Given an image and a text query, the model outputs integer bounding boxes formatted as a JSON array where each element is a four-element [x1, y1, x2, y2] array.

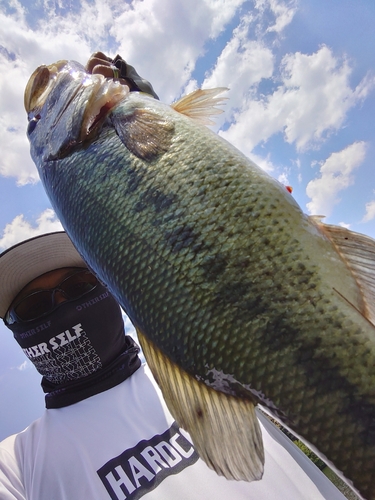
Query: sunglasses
[[5, 269, 99, 325]]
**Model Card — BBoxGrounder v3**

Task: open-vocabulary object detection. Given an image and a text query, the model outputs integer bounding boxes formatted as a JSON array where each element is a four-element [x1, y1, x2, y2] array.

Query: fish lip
[[48, 71, 129, 146], [25, 61, 88, 132], [24, 60, 68, 114], [25, 59, 131, 160]]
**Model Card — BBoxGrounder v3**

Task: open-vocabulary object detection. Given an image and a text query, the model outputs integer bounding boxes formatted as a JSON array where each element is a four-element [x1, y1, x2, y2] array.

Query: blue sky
[[0, 0, 374, 440]]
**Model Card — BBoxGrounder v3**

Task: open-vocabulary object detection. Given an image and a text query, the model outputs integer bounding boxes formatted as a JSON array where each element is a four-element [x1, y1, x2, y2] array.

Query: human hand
[[85, 51, 159, 99]]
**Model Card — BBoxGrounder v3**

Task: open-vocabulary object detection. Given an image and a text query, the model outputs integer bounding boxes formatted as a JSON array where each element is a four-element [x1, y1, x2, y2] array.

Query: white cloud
[[0, 122, 38, 185], [362, 200, 375, 223], [4, 0, 299, 190], [16, 360, 30, 371], [205, 0, 249, 38], [0, 3, 92, 71], [277, 171, 289, 185], [255, 0, 298, 34], [0, 209, 63, 250], [1, 1, 374, 194], [0, 1, 93, 185], [110, 0, 247, 102], [249, 152, 275, 173], [0, 0, 248, 183], [6, 359, 32, 371], [305, 141, 367, 216], [220, 46, 375, 159], [183, 79, 199, 96], [203, 16, 274, 89], [278, 48, 374, 150], [203, 17, 274, 124], [338, 222, 351, 229]]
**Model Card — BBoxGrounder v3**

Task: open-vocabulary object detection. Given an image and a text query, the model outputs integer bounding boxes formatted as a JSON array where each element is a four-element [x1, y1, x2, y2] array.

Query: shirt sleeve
[[0, 435, 26, 500]]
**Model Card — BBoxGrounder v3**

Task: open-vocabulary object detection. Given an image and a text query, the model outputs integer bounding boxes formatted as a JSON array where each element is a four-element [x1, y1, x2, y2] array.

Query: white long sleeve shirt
[[0, 364, 346, 500]]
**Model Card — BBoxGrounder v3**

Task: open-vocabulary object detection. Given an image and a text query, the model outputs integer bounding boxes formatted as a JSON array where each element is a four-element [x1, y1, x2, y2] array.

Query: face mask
[[7, 283, 128, 385]]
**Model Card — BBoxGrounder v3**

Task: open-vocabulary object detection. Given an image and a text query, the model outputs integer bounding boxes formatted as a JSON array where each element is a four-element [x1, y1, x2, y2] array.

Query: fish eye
[[27, 114, 41, 135]]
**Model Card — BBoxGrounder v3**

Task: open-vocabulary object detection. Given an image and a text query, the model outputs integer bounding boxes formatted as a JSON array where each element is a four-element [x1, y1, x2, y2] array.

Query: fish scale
[[25, 62, 375, 499], [45, 115, 373, 490]]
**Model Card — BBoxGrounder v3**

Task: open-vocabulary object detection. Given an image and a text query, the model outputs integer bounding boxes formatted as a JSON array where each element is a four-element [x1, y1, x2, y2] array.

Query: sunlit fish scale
[[25, 59, 375, 500]]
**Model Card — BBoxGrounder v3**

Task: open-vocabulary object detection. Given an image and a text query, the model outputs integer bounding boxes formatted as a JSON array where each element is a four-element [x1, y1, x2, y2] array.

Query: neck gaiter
[[7, 283, 141, 407]]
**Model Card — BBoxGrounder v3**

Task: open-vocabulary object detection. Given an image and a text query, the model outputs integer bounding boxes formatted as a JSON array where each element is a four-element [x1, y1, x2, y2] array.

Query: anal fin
[[136, 328, 264, 482]]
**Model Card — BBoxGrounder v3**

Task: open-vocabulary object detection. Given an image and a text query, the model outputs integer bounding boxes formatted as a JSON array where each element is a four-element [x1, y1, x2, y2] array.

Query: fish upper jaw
[[25, 60, 130, 161]]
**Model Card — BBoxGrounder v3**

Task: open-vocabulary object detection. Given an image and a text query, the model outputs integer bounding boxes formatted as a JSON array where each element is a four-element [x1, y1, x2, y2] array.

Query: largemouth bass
[[25, 59, 375, 499]]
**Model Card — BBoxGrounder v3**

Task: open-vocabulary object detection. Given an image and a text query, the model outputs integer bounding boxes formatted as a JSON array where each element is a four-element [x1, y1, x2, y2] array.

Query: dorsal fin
[[136, 328, 264, 482], [311, 217, 375, 325], [171, 88, 228, 125]]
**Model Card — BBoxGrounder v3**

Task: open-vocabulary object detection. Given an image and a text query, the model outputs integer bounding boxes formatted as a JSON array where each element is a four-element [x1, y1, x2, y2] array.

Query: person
[[0, 55, 347, 499], [85, 51, 160, 99], [0, 232, 348, 500]]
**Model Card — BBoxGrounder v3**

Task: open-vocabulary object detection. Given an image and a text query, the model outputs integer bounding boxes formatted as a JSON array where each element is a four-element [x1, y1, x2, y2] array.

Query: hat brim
[[0, 232, 86, 318]]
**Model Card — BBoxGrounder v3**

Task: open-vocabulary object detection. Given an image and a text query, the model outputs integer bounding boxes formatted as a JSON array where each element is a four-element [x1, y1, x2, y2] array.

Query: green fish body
[[25, 60, 375, 499]]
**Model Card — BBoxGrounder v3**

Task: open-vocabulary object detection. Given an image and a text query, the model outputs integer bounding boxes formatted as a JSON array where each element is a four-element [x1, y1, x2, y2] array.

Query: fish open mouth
[[24, 61, 130, 148]]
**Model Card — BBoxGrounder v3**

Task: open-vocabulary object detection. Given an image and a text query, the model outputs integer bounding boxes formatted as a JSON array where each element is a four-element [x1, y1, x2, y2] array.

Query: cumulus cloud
[[220, 46, 375, 158], [0, 1, 93, 185], [1, 0, 374, 188], [0, 123, 38, 185], [203, 16, 274, 90], [109, 0, 248, 102], [279, 48, 374, 149], [0, 209, 63, 250], [362, 199, 375, 223], [305, 141, 367, 216], [203, 16, 274, 127], [338, 222, 351, 229], [0, 0, 248, 183], [249, 152, 275, 173], [278, 171, 290, 185], [200, 3, 301, 134], [255, 0, 298, 34]]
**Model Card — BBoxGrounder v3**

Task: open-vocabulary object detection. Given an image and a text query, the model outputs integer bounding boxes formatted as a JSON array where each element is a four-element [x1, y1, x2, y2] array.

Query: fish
[[24, 58, 375, 500]]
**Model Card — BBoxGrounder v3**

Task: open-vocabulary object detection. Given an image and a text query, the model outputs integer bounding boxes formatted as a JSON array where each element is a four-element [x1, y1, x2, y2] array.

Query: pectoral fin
[[171, 88, 228, 125], [112, 108, 175, 161], [136, 328, 264, 481], [312, 218, 375, 325]]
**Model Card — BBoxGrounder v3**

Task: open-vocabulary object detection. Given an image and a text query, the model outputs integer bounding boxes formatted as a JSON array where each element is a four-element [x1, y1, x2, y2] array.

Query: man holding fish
[[0, 53, 355, 499], [0, 230, 345, 500], [5, 49, 371, 500]]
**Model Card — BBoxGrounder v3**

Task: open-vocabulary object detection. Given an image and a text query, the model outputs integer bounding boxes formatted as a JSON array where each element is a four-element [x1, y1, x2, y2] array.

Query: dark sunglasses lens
[[6, 270, 99, 324], [14, 291, 54, 322], [60, 272, 98, 299]]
